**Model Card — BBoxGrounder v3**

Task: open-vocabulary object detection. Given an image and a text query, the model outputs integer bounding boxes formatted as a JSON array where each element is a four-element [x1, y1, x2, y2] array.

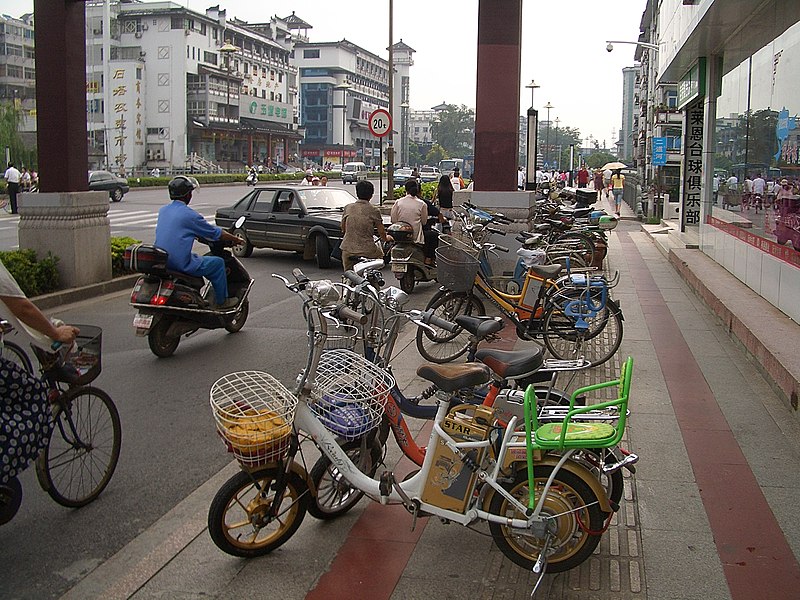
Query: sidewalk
[[58, 218, 800, 599]]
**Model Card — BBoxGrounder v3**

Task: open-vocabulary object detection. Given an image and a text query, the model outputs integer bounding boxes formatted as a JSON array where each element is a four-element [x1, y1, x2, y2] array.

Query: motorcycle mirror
[[233, 216, 246, 229]]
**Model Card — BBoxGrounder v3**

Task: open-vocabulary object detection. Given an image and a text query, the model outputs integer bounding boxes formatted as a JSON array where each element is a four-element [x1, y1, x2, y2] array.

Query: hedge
[[111, 236, 141, 277], [0, 249, 60, 297]]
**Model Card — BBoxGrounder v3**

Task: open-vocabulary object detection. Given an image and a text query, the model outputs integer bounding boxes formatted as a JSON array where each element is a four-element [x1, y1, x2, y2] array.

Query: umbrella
[[602, 162, 627, 171]]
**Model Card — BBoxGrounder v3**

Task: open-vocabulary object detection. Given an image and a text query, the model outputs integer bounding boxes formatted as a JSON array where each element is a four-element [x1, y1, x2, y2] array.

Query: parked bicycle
[[0, 324, 122, 524]]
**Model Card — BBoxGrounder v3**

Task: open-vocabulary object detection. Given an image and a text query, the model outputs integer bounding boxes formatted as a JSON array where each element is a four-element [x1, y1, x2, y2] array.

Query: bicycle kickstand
[[529, 531, 553, 599]]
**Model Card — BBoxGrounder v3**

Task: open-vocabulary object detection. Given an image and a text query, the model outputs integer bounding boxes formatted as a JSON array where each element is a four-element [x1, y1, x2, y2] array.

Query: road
[[0, 180, 429, 599]]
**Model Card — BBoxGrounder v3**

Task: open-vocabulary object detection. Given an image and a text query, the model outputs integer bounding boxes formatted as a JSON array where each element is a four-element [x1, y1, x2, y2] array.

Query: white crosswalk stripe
[[110, 211, 216, 235]]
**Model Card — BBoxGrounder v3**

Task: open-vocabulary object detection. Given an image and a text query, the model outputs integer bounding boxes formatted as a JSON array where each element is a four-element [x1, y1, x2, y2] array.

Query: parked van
[[342, 162, 368, 184]]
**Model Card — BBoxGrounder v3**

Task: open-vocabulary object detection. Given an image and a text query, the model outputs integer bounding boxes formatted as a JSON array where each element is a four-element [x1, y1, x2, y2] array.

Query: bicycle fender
[[489, 456, 611, 514], [289, 461, 314, 496], [608, 298, 624, 321]]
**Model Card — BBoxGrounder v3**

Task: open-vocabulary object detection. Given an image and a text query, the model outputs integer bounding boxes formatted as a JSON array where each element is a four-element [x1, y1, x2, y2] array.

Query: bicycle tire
[[2, 340, 33, 374], [0, 197, 10, 214], [541, 298, 623, 367], [550, 232, 595, 268], [35, 386, 122, 507], [208, 468, 307, 558], [416, 291, 485, 363]]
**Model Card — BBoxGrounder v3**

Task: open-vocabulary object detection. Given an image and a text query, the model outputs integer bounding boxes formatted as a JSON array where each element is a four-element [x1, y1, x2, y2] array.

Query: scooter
[[245, 170, 258, 186], [126, 217, 254, 357], [386, 221, 436, 294]]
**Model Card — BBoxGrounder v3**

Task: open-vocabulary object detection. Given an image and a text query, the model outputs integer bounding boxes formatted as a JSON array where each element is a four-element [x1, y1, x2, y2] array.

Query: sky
[[4, 0, 646, 149]]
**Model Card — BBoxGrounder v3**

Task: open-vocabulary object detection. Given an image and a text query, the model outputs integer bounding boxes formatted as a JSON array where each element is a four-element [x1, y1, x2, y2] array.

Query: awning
[[240, 117, 302, 139]]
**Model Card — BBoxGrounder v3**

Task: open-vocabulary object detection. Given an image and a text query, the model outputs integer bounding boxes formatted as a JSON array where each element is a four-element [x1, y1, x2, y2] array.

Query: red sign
[[369, 109, 391, 137], [707, 215, 800, 269]]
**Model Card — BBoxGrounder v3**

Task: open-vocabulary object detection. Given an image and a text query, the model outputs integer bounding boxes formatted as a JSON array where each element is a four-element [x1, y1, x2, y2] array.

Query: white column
[[701, 56, 721, 249]]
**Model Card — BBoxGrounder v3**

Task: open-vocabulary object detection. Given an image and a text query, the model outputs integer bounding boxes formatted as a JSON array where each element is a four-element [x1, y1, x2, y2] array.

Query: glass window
[[303, 49, 320, 59]]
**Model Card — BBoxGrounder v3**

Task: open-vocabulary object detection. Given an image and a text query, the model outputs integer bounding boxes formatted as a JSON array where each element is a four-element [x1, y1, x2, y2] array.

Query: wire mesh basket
[[33, 324, 102, 385], [439, 233, 480, 257], [210, 371, 297, 466], [435, 244, 480, 293], [322, 321, 360, 350], [309, 349, 394, 440]]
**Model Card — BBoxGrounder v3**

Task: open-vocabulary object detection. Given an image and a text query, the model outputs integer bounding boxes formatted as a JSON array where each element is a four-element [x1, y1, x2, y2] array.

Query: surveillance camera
[[606, 43, 614, 53]]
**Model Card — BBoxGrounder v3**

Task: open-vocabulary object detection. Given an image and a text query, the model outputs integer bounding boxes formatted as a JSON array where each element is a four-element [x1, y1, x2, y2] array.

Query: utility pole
[[386, 0, 394, 202]]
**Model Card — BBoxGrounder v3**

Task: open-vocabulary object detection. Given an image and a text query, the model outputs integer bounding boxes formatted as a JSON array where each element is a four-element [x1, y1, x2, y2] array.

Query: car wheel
[[111, 188, 123, 202], [315, 235, 332, 269], [232, 229, 253, 258]]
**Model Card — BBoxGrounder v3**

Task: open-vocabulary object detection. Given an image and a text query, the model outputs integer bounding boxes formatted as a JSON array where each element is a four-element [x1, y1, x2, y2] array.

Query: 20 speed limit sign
[[368, 108, 392, 137]]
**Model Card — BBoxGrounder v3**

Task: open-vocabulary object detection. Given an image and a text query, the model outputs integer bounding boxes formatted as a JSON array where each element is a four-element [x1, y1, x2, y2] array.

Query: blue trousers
[[194, 256, 228, 304]]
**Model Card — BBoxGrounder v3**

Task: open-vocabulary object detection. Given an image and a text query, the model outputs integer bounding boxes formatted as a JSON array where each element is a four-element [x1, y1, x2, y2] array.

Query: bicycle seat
[[455, 315, 504, 339], [416, 363, 491, 392], [529, 264, 562, 279], [475, 346, 544, 380]]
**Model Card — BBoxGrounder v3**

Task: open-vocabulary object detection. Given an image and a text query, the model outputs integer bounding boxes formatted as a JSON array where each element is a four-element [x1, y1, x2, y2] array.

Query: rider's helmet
[[387, 221, 414, 242], [168, 175, 199, 200]]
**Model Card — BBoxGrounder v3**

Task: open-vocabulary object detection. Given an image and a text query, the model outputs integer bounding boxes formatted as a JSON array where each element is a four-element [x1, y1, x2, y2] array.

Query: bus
[[438, 159, 464, 177]]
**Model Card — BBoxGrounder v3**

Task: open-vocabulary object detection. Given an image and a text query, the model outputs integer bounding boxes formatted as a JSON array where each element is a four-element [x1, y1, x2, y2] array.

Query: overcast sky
[[4, 0, 645, 148]]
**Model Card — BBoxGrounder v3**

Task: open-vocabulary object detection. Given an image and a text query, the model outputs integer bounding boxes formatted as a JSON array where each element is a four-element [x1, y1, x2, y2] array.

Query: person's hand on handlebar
[[52, 324, 80, 344], [220, 230, 239, 246]]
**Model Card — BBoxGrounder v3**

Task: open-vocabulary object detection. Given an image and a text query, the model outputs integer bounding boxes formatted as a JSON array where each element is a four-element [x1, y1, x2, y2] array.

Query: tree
[[585, 152, 617, 169], [430, 104, 474, 157], [0, 101, 34, 169], [425, 144, 448, 165]]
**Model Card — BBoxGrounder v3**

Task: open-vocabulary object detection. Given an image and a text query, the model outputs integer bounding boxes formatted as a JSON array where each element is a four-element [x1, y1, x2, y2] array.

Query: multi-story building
[[0, 12, 36, 136], [294, 38, 412, 168], [619, 66, 638, 164]]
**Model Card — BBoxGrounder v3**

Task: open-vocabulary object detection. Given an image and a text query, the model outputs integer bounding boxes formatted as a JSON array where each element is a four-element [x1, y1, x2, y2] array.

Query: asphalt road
[[0, 182, 431, 599]]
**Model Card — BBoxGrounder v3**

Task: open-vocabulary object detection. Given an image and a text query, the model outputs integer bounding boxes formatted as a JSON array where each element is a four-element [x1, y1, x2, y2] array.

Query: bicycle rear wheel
[[415, 291, 485, 363], [35, 386, 122, 507], [2, 340, 33, 374], [541, 299, 623, 367]]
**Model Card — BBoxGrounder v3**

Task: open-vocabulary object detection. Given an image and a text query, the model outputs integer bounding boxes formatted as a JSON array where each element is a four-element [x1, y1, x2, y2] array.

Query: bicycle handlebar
[[486, 226, 506, 236], [421, 310, 458, 333], [332, 304, 368, 325], [343, 270, 367, 286]]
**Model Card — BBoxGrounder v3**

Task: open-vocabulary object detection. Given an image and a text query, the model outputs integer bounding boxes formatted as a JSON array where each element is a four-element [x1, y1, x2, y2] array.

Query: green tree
[[0, 101, 35, 169], [425, 144, 448, 165], [585, 152, 617, 169], [431, 104, 474, 157], [406, 140, 426, 167]]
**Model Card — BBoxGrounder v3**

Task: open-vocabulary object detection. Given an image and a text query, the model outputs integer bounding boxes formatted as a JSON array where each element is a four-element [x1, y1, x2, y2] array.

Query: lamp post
[[554, 117, 560, 170], [524, 80, 540, 108], [334, 82, 352, 167], [544, 101, 554, 170], [219, 41, 238, 173]]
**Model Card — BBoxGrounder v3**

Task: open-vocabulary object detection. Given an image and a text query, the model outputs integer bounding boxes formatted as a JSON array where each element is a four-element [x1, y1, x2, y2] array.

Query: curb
[[31, 274, 140, 310]]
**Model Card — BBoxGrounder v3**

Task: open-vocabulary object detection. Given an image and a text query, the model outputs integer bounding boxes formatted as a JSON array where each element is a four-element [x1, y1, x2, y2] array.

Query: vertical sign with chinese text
[[682, 99, 704, 228]]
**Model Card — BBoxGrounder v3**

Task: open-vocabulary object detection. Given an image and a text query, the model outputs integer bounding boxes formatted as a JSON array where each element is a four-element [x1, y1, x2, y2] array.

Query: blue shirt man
[[154, 176, 239, 310]]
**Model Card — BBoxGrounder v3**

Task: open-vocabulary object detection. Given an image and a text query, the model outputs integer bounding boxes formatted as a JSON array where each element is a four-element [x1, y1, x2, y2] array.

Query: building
[[649, 0, 800, 322], [0, 12, 36, 137], [619, 66, 638, 164], [294, 38, 413, 168]]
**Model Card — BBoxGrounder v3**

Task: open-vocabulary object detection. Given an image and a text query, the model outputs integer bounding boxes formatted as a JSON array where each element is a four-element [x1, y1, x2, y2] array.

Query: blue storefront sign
[[652, 137, 668, 165]]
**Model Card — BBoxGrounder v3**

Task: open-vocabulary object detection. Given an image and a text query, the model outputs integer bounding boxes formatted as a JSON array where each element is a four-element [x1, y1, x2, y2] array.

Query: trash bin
[[575, 188, 596, 208]]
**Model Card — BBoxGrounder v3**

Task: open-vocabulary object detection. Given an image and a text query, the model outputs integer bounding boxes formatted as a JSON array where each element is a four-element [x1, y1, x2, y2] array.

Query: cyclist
[[0, 259, 78, 489]]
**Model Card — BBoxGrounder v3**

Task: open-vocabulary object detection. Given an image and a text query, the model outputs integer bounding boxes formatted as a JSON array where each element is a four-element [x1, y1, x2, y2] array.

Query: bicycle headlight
[[309, 280, 340, 306]]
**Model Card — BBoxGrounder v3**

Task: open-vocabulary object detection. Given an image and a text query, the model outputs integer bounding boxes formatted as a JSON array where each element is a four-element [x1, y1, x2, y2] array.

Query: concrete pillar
[[18, 192, 112, 288], [701, 56, 721, 249], [474, 0, 522, 191]]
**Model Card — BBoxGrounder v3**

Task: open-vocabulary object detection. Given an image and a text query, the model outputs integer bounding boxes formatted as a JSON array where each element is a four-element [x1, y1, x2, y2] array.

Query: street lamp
[[554, 117, 560, 170], [544, 101, 554, 169], [400, 101, 409, 167], [524, 80, 540, 108], [334, 82, 352, 167], [605, 40, 659, 53], [219, 41, 239, 173]]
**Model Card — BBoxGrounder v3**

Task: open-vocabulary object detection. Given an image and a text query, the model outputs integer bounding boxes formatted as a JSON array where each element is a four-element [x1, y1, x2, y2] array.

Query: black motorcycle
[[126, 217, 254, 357]]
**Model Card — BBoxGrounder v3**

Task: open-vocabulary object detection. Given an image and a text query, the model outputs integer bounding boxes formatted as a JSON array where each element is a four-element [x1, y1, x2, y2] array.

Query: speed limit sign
[[368, 108, 392, 137]]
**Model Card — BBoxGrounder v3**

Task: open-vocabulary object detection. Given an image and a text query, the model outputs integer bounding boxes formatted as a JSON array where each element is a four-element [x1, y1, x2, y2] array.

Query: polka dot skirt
[[0, 358, 51, 484]]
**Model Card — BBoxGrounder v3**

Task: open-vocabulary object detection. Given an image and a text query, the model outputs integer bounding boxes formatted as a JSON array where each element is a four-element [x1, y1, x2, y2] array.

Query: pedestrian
[[517, 166, 525, 190], [577, 165, 589, 189], [320, 176, 328, 187], [300, 169, 314, 186], [3, 162, 21, 214], [312, 176, 320, 186], [610, 169, 625, 216], [432, 174, 455, 233], [0, 258, 79, 488], [20, 168, 31, 193], [451, 167, 465, 191], [411, 167, 420, 182], [602, 167, 612, 199], [713, 173, 720, 205], [340, 180, 390, 271], [593, 170, 604, 201]]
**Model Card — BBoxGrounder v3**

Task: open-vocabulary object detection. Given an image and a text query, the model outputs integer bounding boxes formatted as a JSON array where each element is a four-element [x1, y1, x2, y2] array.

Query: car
[[341, 162, 368, 184], [329, 165, 343, 174], [419, 165, 441, 183], [215, 186, 387, 269], [88, 170, 129, 202], [395, 167, 414, 180]]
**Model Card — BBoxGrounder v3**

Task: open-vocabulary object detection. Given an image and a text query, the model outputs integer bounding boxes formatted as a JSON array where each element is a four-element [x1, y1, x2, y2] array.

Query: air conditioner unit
[[141, 23, 149, 31], [184, 29, 191, 36], [135, 32, 142, 38]]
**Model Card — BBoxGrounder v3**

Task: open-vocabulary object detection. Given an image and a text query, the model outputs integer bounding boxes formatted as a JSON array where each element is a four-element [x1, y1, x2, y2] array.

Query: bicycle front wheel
[[415, 291, 485, 363], [35, 386, 122, 507], [2, 340, 33, 374], [541, 299, 623, 367]]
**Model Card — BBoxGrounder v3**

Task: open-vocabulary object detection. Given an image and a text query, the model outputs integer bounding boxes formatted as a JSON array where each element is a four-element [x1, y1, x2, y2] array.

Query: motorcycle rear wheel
[[148, 317, 180, 357], [208, 468, 307, 558], [224, 298, 249, 333], [399, 271, 416, 294], [489, 465, 604, 573]]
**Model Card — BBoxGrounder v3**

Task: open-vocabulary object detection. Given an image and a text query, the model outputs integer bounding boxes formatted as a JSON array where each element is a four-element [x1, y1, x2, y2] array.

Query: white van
[[342, 162, 368, 184]]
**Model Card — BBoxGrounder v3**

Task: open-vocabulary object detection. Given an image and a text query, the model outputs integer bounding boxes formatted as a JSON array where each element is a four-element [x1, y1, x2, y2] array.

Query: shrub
[[111, 236, 141, 277], [0, 249, 60, 297]]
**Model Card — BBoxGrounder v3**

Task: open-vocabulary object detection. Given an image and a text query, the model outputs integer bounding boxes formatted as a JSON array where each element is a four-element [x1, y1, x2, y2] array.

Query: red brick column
[[474, 0, 522, 191]]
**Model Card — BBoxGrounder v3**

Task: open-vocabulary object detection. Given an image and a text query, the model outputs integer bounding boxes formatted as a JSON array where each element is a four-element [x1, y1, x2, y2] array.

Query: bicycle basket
[[210, 371, 297, 466], [310, 349, 393, 440], [435, 245, 480, 293], [34, 324, 102, 385], [322, 321, 360, 351]]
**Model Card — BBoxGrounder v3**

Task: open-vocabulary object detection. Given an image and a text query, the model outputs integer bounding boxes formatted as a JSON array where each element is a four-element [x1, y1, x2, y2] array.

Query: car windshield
[[299, 188, 356, 210]]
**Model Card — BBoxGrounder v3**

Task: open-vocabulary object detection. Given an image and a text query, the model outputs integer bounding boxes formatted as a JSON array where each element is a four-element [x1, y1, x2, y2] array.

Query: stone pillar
[[474, 0, 522, 191], [18, 192, 111, 288]]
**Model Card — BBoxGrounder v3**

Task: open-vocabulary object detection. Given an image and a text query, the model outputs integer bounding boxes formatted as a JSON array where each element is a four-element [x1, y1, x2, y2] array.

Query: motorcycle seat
[[455, 315, 504, 339], [416, 362, 491, 393], [475, 346, 545, 380], [166, 270, 206, 289]]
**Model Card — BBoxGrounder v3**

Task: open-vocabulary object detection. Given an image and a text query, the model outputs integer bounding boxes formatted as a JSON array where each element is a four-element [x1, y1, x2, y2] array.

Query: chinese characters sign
[[110, 67, 144, 173], [248, 101, 289, 120], [652, 137, 667, 166], [682, 100, 704, 227]]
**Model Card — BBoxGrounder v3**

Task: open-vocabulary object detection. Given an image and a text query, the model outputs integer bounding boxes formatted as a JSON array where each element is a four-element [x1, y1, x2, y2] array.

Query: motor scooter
[[245, 170, 258, 186], [386, 221, 436, 294], [126, 217, 254, 357]]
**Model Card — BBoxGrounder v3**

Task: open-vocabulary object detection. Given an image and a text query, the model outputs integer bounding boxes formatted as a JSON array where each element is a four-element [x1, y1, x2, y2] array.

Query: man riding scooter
[[388, 178, 437, 293], [155, 176, 241, 310]]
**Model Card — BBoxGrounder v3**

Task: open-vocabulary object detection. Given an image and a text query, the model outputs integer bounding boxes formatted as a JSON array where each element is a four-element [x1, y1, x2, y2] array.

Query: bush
[[0, 249, 60, 297], [111, 236, 141, 277]]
